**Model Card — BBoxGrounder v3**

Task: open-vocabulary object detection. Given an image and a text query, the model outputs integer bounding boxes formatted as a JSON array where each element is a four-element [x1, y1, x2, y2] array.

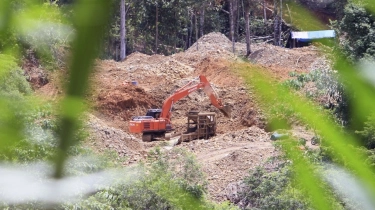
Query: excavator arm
[[160, 75, 231, 121]]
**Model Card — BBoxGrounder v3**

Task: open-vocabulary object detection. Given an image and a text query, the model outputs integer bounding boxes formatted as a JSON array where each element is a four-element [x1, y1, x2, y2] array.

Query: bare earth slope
[[85, 32, 326, 202]]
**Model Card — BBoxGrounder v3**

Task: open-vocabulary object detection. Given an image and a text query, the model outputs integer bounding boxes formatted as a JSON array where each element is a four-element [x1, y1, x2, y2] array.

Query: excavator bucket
[[220, 105, 231, 118]]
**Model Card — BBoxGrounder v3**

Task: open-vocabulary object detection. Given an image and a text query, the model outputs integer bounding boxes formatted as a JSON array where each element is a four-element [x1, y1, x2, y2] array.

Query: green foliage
[[241, 164, 310, 210], [339, 3, 375, 60], [101, 0, 225, 58], [364, 149, 375, 166], [0, 54, 32, 96], [356, 112, 375, 149], [0, 1, 71, 70], [153, 148, 207, 197], [250, 18, 274, 38], [66, 148, 212, 210], [283, 69, 349, 126], [283, 71, 318, 91], [213, 201, 240, 210]]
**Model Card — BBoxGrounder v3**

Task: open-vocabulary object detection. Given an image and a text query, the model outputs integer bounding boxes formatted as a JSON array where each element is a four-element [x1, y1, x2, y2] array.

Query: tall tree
[[199, 6, 205, 37], [263, 0, 266, 22], [155, 0, 159, 53], [120, 0, 126, 60], [229, 0, 236, 53], [273, 0, 281, 46], [244, 0, 251, 56]]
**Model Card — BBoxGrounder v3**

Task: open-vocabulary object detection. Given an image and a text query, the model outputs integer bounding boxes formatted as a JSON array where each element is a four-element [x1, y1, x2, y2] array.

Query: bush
[[356, 112, 375, 149], [0, 54, 32, 96], [64, 148, 211, 210], [339, 3, 375, 60], [240, 165, 310, 210], [283, 69, 349, 126]]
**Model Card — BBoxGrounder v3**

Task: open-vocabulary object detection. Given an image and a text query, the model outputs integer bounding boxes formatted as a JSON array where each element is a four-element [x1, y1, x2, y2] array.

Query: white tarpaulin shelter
[[291, 30, 335, 42]]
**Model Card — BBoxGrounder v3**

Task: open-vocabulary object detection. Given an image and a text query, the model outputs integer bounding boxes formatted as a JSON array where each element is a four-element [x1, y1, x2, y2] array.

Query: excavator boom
[[160, 75, 231, 119]]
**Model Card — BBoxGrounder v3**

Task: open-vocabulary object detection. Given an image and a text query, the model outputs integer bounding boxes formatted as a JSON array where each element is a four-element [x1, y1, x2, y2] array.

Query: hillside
[[29, 32, 329, 202], [74, 32, 326, 202]]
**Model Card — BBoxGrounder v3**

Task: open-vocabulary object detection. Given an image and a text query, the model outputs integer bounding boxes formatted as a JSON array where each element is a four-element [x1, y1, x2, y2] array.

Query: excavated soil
[[179, 126, 278, 201], [87, 32, 328, 202], [32, 32, 329, 203]]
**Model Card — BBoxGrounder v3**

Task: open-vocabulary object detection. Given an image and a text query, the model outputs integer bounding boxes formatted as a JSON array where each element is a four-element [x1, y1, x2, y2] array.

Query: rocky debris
[[226, 181, 246, 204], [178, 126, 278, 201], [85, 114, 145, 164], [174, 32, 245, 66], [25, 68, 49, 89], [96, 84, 162, 124], [22, 50, 49, 89], [309, 55, 333, 72], [250, 44, 321, 70], [218, 126, 269, 142]]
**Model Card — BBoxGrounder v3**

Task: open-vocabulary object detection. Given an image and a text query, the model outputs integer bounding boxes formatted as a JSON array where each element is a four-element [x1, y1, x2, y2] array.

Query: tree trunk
[[279, 0, 282, 46], [263, 0, 266, 22], [155, 2, 159, 54], [229, 0, 235, 53], [244, 2, 251, 56], [195, 13, 199, 50], [189, 12, 193, 48], [174, 11, 177, 53], [236, 0, 239, 41], [120, 0, 126, 61], [199, 7, 205, 37], [273, 0, 280, 46], [274, 15, 280, 46], [186, 8, 189, 49]]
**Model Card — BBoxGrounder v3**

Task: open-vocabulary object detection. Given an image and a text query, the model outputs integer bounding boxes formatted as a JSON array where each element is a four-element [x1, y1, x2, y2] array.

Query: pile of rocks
[[85, 114, 144, 164]]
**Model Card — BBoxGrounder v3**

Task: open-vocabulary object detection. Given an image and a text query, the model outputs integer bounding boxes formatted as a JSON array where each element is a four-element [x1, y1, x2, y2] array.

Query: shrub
[[240, 165, 310, 210], [0, 54, 32, 96], [356, 112, 375, 149], [64, 148, 210, 210], [283, 69, 348, 126], [339, 3, 375, 60]]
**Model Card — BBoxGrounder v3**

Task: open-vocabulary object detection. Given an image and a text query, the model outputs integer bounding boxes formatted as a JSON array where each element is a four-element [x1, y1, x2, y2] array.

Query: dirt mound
[[193, 57, 239, 87], [85, 114, 145, 164], [250, 43, 324, 80], [179, 126, 277, 201], [173, 33, 246, 67], [95, 53, 194, 91], [96, 84, 162, 124]]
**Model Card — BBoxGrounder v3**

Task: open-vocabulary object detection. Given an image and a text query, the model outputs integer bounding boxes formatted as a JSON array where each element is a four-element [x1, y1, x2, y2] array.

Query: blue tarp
[[291, 30, 335, 42]]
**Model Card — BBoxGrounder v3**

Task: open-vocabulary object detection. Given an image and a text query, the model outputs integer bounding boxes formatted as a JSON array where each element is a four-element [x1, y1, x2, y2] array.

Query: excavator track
[[142, 134, 152, 142]]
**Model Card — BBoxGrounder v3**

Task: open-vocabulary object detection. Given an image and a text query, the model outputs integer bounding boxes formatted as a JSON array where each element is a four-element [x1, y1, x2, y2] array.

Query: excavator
[[128, 75, 231, 142]]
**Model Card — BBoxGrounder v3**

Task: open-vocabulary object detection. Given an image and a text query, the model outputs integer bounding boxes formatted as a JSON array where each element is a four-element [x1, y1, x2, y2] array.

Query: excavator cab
[[145, 109, 162, 119]]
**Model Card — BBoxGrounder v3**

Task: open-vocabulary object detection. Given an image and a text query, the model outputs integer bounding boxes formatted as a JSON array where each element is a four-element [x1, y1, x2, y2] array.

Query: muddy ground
[[33, 32, 328, 202]]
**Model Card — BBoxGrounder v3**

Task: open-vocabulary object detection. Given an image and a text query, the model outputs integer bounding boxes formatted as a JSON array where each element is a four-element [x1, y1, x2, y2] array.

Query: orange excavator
[[129, 75, 231, 141]]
